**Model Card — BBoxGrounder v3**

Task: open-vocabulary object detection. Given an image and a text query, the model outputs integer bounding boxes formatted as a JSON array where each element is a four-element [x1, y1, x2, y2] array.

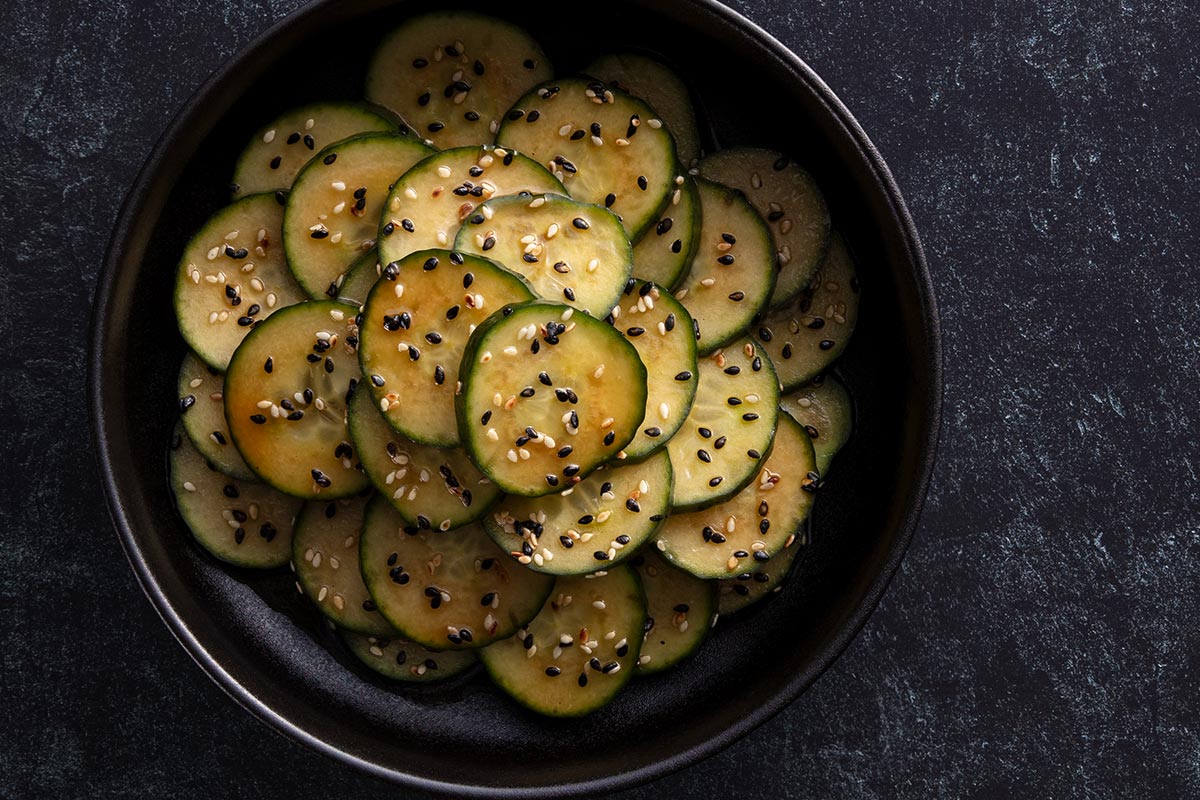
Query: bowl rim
[[88, 0, 942, 795]]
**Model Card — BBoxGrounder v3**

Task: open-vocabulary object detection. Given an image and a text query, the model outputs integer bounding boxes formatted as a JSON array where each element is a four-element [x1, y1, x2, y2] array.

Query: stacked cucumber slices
[[166, 11, 859, 715]]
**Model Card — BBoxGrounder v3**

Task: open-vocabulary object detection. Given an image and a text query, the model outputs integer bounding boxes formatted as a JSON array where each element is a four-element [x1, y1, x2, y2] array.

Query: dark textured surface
[[3, 0, 1197, 798]]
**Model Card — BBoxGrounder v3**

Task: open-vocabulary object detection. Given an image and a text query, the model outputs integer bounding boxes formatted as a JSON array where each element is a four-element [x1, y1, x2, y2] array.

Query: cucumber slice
[[177, 352, 254, 481], [342, 630, 476, 682], [478, 568, 646, 717], [611, 281, 698, 461], [583, 53, 702, 168], [495, 77, 678, 241], [174, 193, 308, 370], [485, 448, 672, 575], [223, 301, 370, 499], [752, 234, 860, 391], [666, 340, 780, 511], [359, 497, 554, 650], [231, 103, 395, 197], [365, 12, 552, 148], [457, 302, 648, 497], [718, 521, 806, 616], [348, 387, 501, 531], [631, 549, 715, 673], [632, 171, 700, 290], [699, 147, 831, 308], [674, 177, 776, 355], [169, 424, 301, 568], [283, 132, 433, 299], [656, 411, 817, 578], [292, 495, 394, 635], [332, 248, 381, 308], [780, 375, 853, 476], [358, 249, 535, 446], [378, 145, 564, 266], [454, 192, 632, 316]]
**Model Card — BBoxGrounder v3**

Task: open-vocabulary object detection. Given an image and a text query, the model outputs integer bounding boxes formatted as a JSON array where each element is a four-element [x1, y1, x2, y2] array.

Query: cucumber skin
[[454, 301, 649, 497]]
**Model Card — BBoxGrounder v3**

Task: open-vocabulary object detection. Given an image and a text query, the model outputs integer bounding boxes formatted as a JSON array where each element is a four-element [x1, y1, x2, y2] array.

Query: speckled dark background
[[4, 0, 1198, 797]]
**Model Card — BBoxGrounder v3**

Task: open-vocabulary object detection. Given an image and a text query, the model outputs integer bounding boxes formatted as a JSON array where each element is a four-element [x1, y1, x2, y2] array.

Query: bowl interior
[[92, 0, 939, 795]]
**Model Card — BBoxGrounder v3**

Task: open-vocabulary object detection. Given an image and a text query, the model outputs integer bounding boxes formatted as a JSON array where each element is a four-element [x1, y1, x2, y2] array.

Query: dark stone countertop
[[3, 0, 1197, 797]]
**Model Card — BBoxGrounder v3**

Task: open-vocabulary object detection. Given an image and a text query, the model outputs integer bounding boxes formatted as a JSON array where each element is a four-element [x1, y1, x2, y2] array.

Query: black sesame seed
[[507, 108, 525, 121], [626, 326, 645, 337], [727, 397, 743, 406], [675, 371, 692, 381], [324, 357, 334, 373], [413, 57, 428, 68], [269, 155, 282, 169], [724, 366, 741, 375], [698, 449, 711, 463], [310, 229, 328, 240], [709, 477, 723, 487], [546, 475, 559, 487], [603, 431, 615, 446], [572, 217, 590, 230], [545, 666, 561, 677], [637, 175, 648, 190], [249, 414, 266, 424], [718, 254, 735, 266], [303, 134, 314, 150], [287, 410, 304, 421], [656, 218, 673, 236], [714, 436, 727, 449], [593, 551, 609, 561], [557, 446, 573, 458], [743, 413, 760, 421], [527, 110, 540, 122], [626, 498, 641, 513], [179, 395, 196, 413], [463, 272, 474, 288], [644, 427, 661, 437], [819, 339, 836, 351], [425, 331, 443, 344], [408, 345, 420, 361], [434, 365, 445, 385], [728, 291, 745, 301], [482, 235, 496, 251], [286, 132, 300, 145], [427, 122, 444, 132]]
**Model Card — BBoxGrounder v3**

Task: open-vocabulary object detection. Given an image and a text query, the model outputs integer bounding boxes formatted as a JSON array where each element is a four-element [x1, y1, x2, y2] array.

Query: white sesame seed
[[656, 539, 667, 551], [317, 586, 328, 601], [595, 510, 611, 523], [331, 181, 346, 191], [207, 246, 220, 261], [332, 201, 346, 214], [593, 364, 606, 379], [369, 645, 384, 657], [751, 172, 763, 189], [659, 403, 670, 420], [701, 278, 716, 287], [262, 129, 276, 143], [487, 429, 499, 441], [182, 481, 196, 492], [507, 450, 518, 463], [437, 165, 452, 178], [780, 218, 793, 234], [250, 277, 264, 291], [305, 118, 315, 130], [329, 232, 343, 244], [529, 196, 546, 208]]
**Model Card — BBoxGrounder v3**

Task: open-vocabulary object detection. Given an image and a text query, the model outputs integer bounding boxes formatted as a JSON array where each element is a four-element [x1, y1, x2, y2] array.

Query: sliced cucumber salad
[[165, 11, 862, 710]]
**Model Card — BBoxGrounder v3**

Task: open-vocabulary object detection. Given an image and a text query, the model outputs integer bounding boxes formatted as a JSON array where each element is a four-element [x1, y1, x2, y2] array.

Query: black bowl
[[89, 0, 941, 795]]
